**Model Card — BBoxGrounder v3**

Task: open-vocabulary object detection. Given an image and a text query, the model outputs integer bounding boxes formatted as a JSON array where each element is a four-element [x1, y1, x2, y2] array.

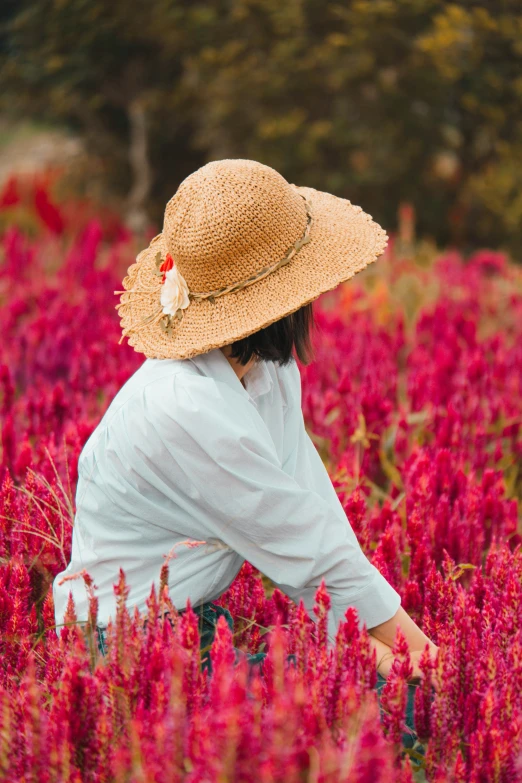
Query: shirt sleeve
[[275, 359, 401, 642], [155, 370, 401, 647]]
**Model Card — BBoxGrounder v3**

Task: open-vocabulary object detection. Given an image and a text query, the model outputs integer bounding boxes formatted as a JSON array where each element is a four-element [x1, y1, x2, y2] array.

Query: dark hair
[[227, 301, 316, 367]]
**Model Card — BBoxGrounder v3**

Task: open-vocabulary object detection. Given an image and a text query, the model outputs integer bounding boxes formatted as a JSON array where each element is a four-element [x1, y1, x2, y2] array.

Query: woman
[[53, 159, 437, 740]]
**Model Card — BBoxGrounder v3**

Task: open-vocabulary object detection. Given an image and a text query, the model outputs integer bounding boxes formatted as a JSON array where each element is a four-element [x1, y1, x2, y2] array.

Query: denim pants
[[95, 601, 422, 750]]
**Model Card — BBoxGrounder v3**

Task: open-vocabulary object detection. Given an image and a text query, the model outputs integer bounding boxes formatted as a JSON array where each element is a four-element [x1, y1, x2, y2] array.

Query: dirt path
[[0, 120, 83, 185]]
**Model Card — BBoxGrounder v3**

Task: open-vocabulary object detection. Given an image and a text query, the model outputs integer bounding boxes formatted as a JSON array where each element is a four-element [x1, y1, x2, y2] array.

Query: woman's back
[[53, 348, 298, 630]]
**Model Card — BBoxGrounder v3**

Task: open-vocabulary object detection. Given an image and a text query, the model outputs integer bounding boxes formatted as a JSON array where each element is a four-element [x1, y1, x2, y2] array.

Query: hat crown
[[163, 159, 308, 292]]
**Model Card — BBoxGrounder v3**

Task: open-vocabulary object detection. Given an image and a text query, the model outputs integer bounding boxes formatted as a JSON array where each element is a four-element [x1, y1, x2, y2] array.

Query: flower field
[[1, 173, 522, 782]]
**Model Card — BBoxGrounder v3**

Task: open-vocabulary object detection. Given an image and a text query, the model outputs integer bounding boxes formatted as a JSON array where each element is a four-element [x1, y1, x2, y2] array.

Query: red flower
[[160, 253, 175, 283]]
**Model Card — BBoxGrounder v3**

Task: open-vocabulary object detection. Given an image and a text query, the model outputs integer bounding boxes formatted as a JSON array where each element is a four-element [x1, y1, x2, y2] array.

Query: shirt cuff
[[330, 564, 402, 638]]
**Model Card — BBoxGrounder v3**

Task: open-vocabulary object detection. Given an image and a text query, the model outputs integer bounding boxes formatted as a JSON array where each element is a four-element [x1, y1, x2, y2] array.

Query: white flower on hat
[[160, 264, 190, 316]]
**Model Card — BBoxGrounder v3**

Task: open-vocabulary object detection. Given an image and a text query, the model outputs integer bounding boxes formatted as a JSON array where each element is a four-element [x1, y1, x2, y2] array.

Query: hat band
[[116, 192, 313, 342]]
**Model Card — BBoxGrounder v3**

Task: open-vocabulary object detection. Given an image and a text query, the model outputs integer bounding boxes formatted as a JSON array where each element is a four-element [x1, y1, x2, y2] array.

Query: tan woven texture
[[116, 159, 388, 360]]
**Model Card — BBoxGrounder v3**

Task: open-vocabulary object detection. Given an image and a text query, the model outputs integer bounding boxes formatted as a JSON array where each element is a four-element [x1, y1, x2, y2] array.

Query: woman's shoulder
[[103, 356, 302, 435], [88, 358, 221, 438]]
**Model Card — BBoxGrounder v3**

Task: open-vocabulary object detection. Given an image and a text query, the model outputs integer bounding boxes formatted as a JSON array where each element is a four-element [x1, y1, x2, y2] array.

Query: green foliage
[[2, 0, 522, 251]]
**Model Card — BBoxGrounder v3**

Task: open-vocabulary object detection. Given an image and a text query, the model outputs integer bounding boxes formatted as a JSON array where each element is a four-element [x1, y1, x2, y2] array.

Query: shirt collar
[[188, 347, 273, 403]]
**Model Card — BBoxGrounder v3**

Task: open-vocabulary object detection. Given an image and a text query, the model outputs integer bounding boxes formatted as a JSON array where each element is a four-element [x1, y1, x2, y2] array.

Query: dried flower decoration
[[153, 252, 191, 335]]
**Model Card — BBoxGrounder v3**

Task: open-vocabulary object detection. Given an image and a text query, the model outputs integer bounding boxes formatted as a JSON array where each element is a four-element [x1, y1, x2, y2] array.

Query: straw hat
[[115, 159, 387, 360]]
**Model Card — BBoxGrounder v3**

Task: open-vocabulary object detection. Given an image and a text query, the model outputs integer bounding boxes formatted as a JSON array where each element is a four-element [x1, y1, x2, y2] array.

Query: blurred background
[[0, 0, 521, 253]]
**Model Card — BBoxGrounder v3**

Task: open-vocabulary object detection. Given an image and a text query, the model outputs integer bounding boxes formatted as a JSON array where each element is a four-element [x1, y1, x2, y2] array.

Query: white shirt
[[53, 347, 401, 644]]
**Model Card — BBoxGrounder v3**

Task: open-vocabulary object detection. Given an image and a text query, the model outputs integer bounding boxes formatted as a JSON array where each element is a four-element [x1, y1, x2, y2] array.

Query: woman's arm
[[158, 377, 402, 640], [369, 634, 395, 671], [369, 605, 439, 659], [369, 618, 439, 683], [278, 361, 440, 669]]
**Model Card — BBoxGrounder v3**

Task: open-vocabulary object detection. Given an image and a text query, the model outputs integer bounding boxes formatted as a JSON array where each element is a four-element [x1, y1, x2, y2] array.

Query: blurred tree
[[185, 0, 522, 252], [1, 0, 521, 252], [416, 3, 522, 249], [0, 0, 206, 231]]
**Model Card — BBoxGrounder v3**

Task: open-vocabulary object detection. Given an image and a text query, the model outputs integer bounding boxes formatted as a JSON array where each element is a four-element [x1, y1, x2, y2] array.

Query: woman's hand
[[377, 645, 440, 690], [369, 606, 436, 655], [377, 649, 422, 680]]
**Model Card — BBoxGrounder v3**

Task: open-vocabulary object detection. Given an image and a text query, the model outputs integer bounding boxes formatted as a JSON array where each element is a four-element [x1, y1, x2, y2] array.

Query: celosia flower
[[4, 175, 522, 781]]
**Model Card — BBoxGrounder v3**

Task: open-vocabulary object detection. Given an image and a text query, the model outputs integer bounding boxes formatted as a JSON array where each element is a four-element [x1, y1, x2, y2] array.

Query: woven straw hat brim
[[117, 185, 388, 360]]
